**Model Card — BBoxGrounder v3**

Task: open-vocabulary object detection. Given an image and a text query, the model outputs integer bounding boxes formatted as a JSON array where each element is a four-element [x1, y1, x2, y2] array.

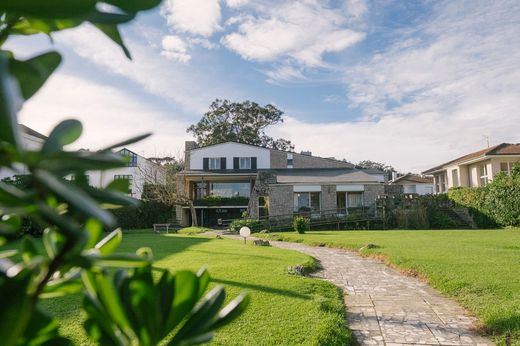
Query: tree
[[357, 160, 396, 179], [0, 2, 247, 345], [187, 99, 294, 151]]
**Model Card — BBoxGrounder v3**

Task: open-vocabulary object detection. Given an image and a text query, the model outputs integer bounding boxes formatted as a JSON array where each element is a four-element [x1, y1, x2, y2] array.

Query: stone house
[[176, 141, 386, 227]]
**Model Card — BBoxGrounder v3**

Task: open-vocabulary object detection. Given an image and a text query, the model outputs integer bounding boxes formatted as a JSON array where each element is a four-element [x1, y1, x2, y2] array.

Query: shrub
[[484, 170, 520, 226], [229, 218, 263, 232], [293, 216, 310, 234], [111, 201, 175, 229], [395, 207, 429, 229]]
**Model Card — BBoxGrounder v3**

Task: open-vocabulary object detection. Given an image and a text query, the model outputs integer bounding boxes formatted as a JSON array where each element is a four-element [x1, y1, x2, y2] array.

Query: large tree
[[187, 99, 294, 151]]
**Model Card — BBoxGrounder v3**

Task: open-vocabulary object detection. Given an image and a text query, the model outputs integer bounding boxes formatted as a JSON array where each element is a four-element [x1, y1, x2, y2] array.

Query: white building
[[1, 125, 164, 199], [389, 174, 434, 195]]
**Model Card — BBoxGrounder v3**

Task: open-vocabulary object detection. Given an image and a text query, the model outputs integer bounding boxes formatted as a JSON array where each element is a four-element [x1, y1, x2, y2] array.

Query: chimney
[[300, 150, 312, 156], [185, 141, 197, 151], [184, 141, 197, 170]]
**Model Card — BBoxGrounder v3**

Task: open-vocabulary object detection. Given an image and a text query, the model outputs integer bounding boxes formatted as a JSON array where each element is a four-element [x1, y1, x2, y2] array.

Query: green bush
[[395, 207, 429, 229], [229, 218, 263, 232], [484, 170, 520, 226], [111, 201, 175, 229], [293, 216, 310, 234]]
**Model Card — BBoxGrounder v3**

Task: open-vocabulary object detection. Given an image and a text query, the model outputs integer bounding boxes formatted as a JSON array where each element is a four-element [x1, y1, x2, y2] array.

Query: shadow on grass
[[119, 233, 214, 262], [212, 277, 310, 300]]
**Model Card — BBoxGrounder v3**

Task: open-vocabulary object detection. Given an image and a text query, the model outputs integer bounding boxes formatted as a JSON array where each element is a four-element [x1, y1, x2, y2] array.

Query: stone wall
[[364, 184, 385, 214], [184, 141, 197, 170], [248, 171, 277, 218], [270, 150, 287, 169], [175, 173, 189, 226], [321, 185, 337, 210], [268, 184, 294, 216], [384, 184, 403, 196]]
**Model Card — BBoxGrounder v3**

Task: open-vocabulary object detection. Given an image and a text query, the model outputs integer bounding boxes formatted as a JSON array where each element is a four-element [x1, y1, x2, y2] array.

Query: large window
[[239, 157, 251, 169], [209, 182, 250, 198], [294, 192, 320, 212], [114, 174, 133, 195], [347, 192, 364, 208], [403, 185, 417, 194], [119, 149, 137, 167], [451, 169, 459, 187], [208, 158, 221, 170], [500, 162, 518, 175], [287, 153, 294, 168], [479, 164, 489, 187]]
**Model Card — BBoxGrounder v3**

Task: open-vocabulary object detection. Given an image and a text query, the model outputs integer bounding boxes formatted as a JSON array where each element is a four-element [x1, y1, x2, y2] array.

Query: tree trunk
[[189, 201, 198, 227]]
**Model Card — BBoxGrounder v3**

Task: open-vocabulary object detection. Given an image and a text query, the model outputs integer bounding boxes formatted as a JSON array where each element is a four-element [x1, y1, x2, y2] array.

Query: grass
[[35, 233, 353, 345], [257, 228, 520, 345], [176, 226, 213, 234]]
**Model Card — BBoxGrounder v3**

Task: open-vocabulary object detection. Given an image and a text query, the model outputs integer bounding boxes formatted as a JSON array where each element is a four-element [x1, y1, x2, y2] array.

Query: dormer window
[[208, 157, 221, 170], [239, 157, 251, 169]]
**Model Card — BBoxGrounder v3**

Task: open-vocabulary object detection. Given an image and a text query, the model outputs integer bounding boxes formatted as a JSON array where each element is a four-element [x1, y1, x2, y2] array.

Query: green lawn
[[38, 233, 352, 345], [258, 229, 520, 345]]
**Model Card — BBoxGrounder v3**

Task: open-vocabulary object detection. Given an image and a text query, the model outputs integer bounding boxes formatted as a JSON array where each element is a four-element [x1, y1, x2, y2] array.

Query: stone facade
[[248, 171, 277, 218], [184, 141, 197, 170], [268, 184, 294, 216], [364, 184, 385, 214], [384, 184, 403, 196], [270, 149, 353, 169], [321, 185, 337, 210]]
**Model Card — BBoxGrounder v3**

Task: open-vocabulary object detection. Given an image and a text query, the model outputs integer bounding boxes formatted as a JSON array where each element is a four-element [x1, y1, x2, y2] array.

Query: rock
[[360, 243, 380, 250], [215, 235, 223, 239], [252, 239, 271, 246]]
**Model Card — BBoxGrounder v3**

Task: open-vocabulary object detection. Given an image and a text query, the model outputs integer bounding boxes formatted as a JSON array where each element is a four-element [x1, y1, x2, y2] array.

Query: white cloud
[[161, 35, 191, 63], [222, 1, 365, 67], [226, 0, 249, 8], [264, 65, 307, 84], [187, 37, 218, 50], [162, 0, 222, 37], [19, 74, 190, 157], [273, 0, 520, 172]]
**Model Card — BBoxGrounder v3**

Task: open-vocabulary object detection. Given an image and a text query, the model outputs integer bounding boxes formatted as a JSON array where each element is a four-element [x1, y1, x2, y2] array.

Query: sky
[[7, 0, 520, 172]]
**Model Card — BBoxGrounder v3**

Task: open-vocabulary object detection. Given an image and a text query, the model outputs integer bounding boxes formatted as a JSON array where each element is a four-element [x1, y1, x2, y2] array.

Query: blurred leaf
[[38, 151, 127, 173], [9, 52, 61, 100], [84, 219, 103, 249], [105, 179, 130, 194], [196, 267, 210, 299], [104, 0, 162, 12], [86, 253, 149, 268], [210, 293, 250, 330], [0, 53, 22, 148], [165, 271, 199, 332], [95, 229, 122, 256], [41, 272, 82, 299], [88, 10, 135, 24], [94, 274, 132, 336], [21, 236, 39, 263], [0, 214, 22, 233], [11, 17, 83, 35], [93, 24, 131, 59], [16, 305, 72, 345], [100, 133, 152, 151], [0, 249, 18, 258], [0, 0, 96, 18], [34, 171, 115, 227], [41, 119, 82, 154]]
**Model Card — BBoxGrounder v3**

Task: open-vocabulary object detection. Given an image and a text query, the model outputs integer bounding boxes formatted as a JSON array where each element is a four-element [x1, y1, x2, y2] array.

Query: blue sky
[[8, 0, 520, 172]]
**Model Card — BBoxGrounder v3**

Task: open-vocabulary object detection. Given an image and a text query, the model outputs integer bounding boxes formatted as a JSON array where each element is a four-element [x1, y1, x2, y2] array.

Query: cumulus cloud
[[162, 0, 222, 37], [226, 0, 249, 8], [19, 74, 190, 156], [161, 35, 191, 63], [273, 0, 520, 172], [221, 1, 366, 67]]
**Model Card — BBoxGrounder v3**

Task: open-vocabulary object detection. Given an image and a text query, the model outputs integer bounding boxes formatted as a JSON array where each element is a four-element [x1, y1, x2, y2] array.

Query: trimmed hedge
[[448, 163, 520, 227], [229, 218, 263, 232], [111, 201, 176, 229]]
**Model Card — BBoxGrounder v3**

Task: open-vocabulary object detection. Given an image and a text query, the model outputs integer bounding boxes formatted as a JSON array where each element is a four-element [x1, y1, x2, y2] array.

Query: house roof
[[188, 140, 354, 167], [20, 124, 47, 140], [391, 173, 433, 184], [273, 168, 382, 184], [422, 143, 520, 174]]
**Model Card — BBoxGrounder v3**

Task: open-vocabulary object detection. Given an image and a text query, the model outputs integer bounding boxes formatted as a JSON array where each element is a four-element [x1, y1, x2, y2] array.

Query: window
[[436, 174, 447, 193], [337, 192, 346, 213], [287, 153, 294, 168], [209, 182, 251, 197], [479, 164, 489, 187], [239, 157, 251, 169], [500, 162, 518, 175], [293, 192, 320, 212], [208, 157, 221, 170], [114, 174, 133, 194], [259, 196, 269, 217], [119, 149, 137, 167], [347, 192, 364, 208], [403, 185, 417, 194], [451, 169, 459, 187]]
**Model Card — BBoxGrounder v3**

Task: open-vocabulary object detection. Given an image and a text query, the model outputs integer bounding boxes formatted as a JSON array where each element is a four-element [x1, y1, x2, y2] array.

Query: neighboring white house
[[390, 174, 434, 195], [0, 125, 48, 180], [1, 125, 164, 199]]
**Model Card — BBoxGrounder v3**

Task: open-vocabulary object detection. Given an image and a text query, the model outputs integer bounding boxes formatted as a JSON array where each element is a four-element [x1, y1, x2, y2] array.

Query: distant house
[[422, 143, 520, 193], [1, 125, 164, 199], [176, 141, 386, 227], [390, 174, 434, 195]]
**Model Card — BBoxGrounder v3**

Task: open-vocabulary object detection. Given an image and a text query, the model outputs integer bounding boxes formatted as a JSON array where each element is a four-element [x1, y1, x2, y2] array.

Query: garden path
[[225, 234, 494, 346]]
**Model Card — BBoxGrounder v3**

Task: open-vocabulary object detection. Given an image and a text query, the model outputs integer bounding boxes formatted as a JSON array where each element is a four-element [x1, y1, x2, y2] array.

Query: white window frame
[[500, 162, 517, 175], [239, 157, 251, 169], [479, 164, 488, 187], [208, 157, 221, 170]]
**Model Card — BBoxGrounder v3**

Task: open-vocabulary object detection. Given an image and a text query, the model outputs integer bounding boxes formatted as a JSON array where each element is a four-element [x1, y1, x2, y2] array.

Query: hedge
[[447, 163, 520, 227], [111, 201, 176, 230]]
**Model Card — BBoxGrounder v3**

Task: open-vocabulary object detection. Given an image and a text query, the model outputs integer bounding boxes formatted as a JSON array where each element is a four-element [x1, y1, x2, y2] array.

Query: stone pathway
[[226, 234, 493, 346]]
